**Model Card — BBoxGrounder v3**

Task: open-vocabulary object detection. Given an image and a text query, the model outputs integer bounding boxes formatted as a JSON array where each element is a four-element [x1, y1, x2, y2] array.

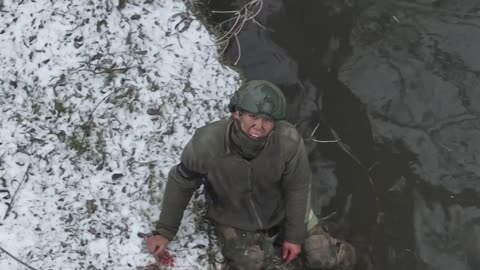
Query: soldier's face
[[233, 111, 275, 139]]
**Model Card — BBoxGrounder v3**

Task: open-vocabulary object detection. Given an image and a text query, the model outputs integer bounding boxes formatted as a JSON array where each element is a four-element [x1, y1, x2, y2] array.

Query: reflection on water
[[198, 0, 480, 269]]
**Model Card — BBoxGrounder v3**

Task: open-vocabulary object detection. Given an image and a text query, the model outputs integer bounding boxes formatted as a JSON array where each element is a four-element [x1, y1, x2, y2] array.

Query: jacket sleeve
[[154, 134, 205, 240], [281, 136, 312, 244]]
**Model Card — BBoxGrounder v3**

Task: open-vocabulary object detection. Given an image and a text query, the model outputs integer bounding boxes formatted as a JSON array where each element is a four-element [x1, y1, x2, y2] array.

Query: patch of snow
[[0, 0, 239, 269]]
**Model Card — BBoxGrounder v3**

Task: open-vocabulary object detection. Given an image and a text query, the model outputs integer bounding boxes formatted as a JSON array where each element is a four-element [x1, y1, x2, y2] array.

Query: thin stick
[[238, 0, 259, 13], [310, 123, 320, 137], [252, 18, 267, 30], [233, 11, 248, 36], [312, 139, 339, 143], [308, 123, 338, 143], [215, 13, 241, 42], [219, 38, 230, 55], [308, 123, 379, 197], [328, 128, 378, 195], [211, 10, 238, 14], [87, 91, 116, 123], [215, 15, 240, 28], [0, 246, 38, 270], [3, 164, 31, 220], [246, 0, 263, 20], [320, 211, 336, 220], [234, 35, 242, 65]]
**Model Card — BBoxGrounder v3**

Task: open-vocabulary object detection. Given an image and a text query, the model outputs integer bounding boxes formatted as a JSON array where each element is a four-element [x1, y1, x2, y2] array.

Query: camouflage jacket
[[156, 119, 311, 244]]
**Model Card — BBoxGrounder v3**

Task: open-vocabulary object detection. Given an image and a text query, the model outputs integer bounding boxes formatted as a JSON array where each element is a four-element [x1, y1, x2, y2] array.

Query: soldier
[[146, 80, 356, 269]]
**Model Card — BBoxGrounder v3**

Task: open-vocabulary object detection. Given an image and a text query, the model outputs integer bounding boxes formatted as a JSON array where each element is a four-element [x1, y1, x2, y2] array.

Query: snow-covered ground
[[0, 0, 239, 269]]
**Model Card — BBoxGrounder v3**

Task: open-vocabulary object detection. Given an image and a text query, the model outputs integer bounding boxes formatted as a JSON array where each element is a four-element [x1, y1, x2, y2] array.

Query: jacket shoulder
[[191, 119, 228, 151], [271, 120, 304, 160], [274, 120, 302, 144]]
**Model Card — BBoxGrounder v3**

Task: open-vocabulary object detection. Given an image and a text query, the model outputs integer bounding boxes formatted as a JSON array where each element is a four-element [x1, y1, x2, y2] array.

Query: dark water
[[198, 0, 480, 269]]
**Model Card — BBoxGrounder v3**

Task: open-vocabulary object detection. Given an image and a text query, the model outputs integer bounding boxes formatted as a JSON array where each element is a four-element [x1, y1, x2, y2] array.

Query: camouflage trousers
[[215, 224, 356, 270]]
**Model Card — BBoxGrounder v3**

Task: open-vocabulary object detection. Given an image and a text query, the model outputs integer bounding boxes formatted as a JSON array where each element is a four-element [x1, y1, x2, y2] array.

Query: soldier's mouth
[[248, 132, 262, 139]]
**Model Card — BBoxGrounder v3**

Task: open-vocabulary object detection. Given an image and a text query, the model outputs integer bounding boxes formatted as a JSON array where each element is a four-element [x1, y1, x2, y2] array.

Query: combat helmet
[[228, 80, 287, 120]]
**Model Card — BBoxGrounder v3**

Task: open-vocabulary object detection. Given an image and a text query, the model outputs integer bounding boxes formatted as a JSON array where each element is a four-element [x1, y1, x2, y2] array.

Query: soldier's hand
[[146, 235, 170, 261], [282, 241, 301, 264]]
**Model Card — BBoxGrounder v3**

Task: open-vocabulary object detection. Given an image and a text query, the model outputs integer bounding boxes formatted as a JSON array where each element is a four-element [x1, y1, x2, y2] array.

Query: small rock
[[112, 173, 124, 180], [131, 14, 141, 20]]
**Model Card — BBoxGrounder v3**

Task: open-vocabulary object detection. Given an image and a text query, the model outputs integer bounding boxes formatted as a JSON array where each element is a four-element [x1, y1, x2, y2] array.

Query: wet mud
[[199, 0, 480, 269]]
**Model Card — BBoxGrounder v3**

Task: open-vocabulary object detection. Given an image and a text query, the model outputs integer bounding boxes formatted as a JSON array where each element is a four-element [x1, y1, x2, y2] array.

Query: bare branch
[[215, 12, 242, 43], [0, 246, 38, 270], [306, 123, 379, 201], [234, 35, 241, 65], [215, 15, 240, 29], [211, 10, 238, 14], [312, 139, 339, 143], [3, 164, 32, 220], [252, 18, 267, 30], [219, 38, 230, 56], [306, 123, 338, 143], [245, 0, 263, 20], [310, 123, 320, 137], [233, 11, 248, 36], [86, 91, 116, 124]]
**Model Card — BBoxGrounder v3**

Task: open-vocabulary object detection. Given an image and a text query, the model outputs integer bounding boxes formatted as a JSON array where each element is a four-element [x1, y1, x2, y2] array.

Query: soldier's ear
[[232, 111, 240, 120]]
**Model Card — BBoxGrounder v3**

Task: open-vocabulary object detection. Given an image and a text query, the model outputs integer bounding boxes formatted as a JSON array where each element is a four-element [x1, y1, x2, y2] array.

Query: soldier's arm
[[281, 136, 311, 244], [154, 135, 205, 240]]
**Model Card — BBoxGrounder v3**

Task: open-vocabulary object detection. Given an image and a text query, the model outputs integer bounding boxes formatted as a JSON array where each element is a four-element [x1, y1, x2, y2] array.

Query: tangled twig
[[212, 0, 265, 65]]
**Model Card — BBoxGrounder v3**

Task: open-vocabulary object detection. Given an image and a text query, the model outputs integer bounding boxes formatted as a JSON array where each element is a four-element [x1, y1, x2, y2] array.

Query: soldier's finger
[[285, 252, 297, 264], [153, 245, 166, 260], [282, 246, 289, 260]]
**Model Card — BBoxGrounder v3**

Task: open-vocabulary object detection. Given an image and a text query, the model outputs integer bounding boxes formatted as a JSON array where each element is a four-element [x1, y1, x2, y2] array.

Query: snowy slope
[[0, 0, 239, 269]]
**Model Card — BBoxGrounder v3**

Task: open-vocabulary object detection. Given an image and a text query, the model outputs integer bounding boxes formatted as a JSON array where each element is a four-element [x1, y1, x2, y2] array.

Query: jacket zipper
[[247, 164, 263, 228]]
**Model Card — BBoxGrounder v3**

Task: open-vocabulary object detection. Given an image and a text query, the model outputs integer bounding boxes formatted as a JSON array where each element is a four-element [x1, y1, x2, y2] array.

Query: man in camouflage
[[146, 80, 356, 269]]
